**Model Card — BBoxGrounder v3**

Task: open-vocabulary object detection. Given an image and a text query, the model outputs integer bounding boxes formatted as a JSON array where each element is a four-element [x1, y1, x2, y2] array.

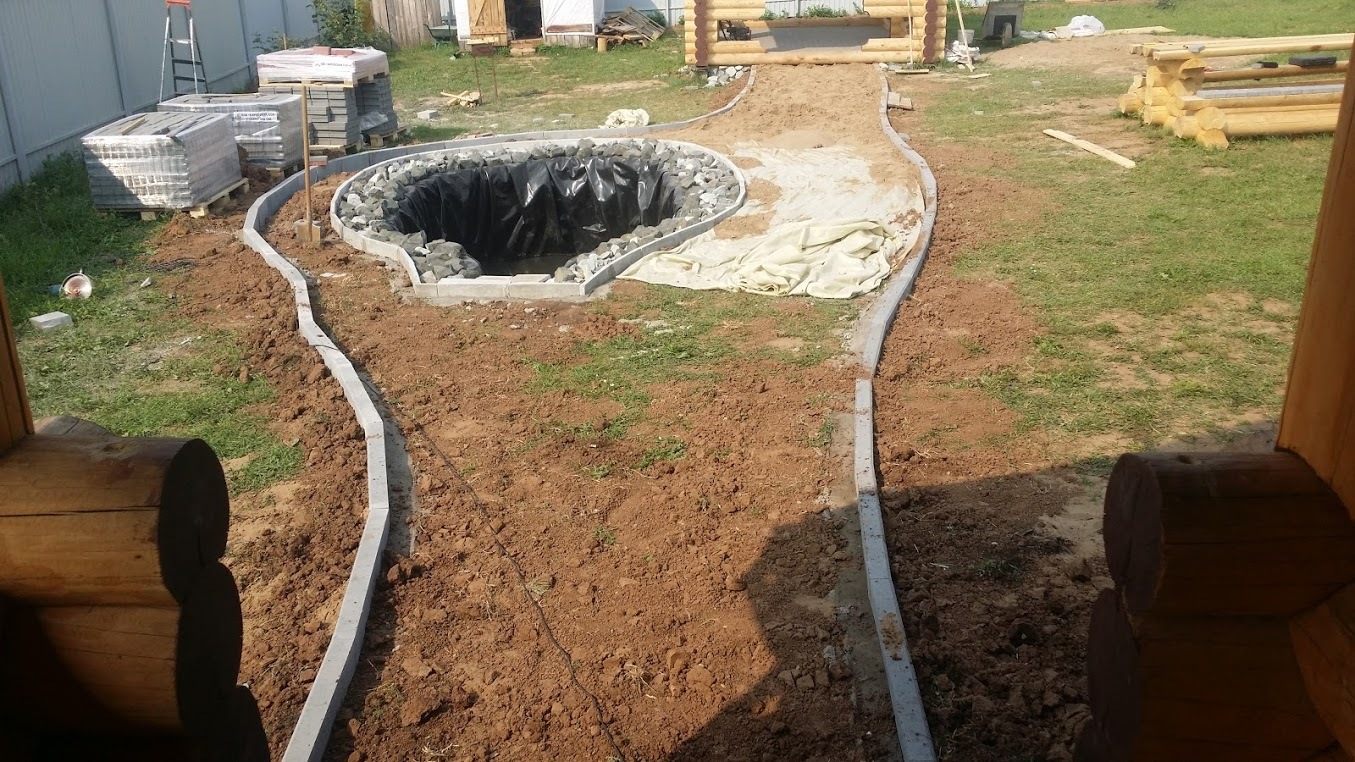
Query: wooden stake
[[1042, 129, 1136, 169]]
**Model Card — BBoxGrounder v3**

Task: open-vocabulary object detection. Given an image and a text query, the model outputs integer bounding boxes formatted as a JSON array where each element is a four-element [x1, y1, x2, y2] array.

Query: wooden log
[[1304, 743, 1355, 762], [1205, 77, 1348, 93], [1278, 63, 1355, 509], [1196, 106, 1227, 130], [0, 562, 242, 736], [1223, 105, 1342, 137], [1152, 36, 1354, 62], [1197, 128, 1231, 149], [685, 40, 764, 53], [707, 9, 766, 21], [1292, 582, 1355, 755], [1205, 61, 1349, 84], [1146, 33, 1354, 55], [33, 415, 112, 438], [1141, 104, 1172, 126], [0, 274, 33, 454], [0, 435, 230, 607], [1172, 114, 1200, 139], [1181, 87, 1345, 113], [862, 36, 929, 50], [706, 50, 921, 64], [1103, 452, 1355, 617], [1083, 590, 1334, 760], [1117, 92, 1144, 116]]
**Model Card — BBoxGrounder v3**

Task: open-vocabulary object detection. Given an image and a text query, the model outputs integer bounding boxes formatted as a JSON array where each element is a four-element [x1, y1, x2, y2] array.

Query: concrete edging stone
[[847, 69, 941, 762], [238, 70, 756, 762]]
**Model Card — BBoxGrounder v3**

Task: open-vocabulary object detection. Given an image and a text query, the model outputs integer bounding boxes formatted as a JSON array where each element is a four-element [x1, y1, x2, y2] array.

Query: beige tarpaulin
[[619, 218, 911, 299]]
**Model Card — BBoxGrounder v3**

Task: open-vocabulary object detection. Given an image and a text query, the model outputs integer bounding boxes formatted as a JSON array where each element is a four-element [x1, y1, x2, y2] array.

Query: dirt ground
[[873, 38, 1281, 761], [143, 63, 936, 761]]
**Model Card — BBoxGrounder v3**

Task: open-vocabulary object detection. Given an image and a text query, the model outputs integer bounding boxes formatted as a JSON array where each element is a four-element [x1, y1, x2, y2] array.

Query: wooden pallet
[[364, 128, 406, 149], [258, 72, 386, 89], [133, 178, 251, 220]]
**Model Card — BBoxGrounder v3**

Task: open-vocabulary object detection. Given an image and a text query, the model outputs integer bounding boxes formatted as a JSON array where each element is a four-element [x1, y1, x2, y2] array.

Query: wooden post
[[1277, 63, 1355, 509], [0, 274, 33, 454]]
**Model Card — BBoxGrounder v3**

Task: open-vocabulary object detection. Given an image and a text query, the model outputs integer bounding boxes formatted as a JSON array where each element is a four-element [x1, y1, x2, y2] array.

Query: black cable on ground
[[387, 402, 629, 762]]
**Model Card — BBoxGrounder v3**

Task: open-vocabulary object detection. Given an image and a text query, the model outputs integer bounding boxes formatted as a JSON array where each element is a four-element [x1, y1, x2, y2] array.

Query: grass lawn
[[389, 33, 720, 141], [1, 158, 300, 493], [893, 0, 1349, 451], [1017, 0, 1354, 38]]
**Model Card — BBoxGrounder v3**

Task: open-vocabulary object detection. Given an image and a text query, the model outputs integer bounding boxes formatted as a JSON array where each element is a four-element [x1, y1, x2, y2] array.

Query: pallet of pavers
[[158, 93, 304, 170], [356, 76, 400, 143], [256, 46, 389, 86], [259, 81, 363, 149], [82, 111, 245, 218], [256, 46, 399, 150]]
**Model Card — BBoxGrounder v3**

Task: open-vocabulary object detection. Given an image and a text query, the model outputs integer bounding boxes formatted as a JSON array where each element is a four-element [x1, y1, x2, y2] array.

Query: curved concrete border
[[845, 70, 941, 761], [329, 138, 748, 301], [238, 71, 756, 762]]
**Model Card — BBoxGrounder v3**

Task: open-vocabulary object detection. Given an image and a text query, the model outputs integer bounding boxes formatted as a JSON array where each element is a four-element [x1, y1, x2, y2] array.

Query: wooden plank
[[1153, 35, 1354, 62], [1042, 129, 1136, 168], [0, 273, 32, 454], [1278, 64, 1355, 510]]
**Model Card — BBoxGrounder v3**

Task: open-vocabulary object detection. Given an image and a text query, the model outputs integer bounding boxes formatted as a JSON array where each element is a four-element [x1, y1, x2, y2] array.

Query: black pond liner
[[390, 156, 683, 276]]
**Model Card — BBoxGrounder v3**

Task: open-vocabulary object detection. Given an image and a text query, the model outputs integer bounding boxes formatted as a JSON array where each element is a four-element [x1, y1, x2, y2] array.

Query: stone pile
[[356, 76, 399, 138], [335, 139, 740, 286], [705, 65, 747, 87]]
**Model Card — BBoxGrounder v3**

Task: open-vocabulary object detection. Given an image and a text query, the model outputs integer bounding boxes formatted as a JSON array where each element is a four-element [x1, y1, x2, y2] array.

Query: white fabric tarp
[[620, 218, 908, 299]]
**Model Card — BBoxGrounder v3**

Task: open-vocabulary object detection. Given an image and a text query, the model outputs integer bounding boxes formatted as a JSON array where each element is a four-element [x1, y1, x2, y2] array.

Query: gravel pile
[[336, 139, 740, 285], [705, 65, 748, 87]]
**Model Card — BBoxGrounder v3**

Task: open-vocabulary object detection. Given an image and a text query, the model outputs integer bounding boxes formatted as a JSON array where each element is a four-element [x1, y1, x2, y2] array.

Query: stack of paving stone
[[356, 76, 399, 138], [258, 82, 360, 148], [158, 93, 304, 169], [82, 112, 242, 211]]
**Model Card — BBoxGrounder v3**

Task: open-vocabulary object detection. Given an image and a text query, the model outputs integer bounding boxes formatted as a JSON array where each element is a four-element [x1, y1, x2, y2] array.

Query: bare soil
[[148, 63, 930, 761], [146, 212, 370, 749], [875, 38, 1281, 761]]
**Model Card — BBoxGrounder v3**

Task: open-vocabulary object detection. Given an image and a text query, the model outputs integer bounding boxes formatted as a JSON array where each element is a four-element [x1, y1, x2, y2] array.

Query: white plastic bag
[[1067, 14, 1105, 37]]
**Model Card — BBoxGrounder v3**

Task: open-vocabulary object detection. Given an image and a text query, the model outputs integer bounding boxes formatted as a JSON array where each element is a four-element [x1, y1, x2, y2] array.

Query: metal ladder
[[160, 0, 206, 100]]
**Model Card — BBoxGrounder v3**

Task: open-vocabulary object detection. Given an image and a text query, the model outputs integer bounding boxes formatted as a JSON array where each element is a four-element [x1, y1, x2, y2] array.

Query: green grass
[[898, 61, 1330, 447], [1018, 0, 1355, 38], [389, 35, 719, 137], [3, 158, 300, 494], [637, 435, 688, 469], [526, 286, 852, 439]]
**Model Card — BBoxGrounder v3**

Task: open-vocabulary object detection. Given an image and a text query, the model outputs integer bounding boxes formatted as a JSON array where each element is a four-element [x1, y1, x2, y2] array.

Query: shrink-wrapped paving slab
[[82, 112, 242, 211], [159, 93, 305, 168]]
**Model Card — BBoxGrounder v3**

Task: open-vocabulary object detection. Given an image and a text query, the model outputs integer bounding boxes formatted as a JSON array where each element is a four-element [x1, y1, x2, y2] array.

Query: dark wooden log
[[0, 434, 230, 606], [1103, 451, 1355, 616], [34, 415, 112, 438], [1082, 589, 1333, 760], [0, 562, 242, 737], [1292, 582, 1355, 756]]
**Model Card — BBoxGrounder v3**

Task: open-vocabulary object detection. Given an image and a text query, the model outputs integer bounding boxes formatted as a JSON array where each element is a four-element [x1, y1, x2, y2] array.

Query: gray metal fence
[[0, 0, 317, 190]]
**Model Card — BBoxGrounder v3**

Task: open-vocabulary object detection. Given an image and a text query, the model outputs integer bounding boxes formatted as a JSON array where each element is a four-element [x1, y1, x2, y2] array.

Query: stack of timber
[[682, 0, 944, 66], [0, 424, 266, 760], [1116, 33, 1351, 149], [1075, 452, 1355, 760]]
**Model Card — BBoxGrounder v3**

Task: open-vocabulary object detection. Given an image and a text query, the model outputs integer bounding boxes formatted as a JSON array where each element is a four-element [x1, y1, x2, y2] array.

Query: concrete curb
[[849, 69, 940, 761], [237, 71, 757, 762]]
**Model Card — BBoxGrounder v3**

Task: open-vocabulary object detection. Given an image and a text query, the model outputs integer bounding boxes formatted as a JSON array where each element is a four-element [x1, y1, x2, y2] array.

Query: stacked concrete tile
[[256, 46, 389, 85], [356, 76, 399, 137], [158, 93, 304, 168], [258, 82, 361, 148], [82, 112, 241, 211]]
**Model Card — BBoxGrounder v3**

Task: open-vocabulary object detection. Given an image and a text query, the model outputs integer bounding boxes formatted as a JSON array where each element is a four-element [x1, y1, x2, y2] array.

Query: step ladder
[[160, 0, 206, 100]]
